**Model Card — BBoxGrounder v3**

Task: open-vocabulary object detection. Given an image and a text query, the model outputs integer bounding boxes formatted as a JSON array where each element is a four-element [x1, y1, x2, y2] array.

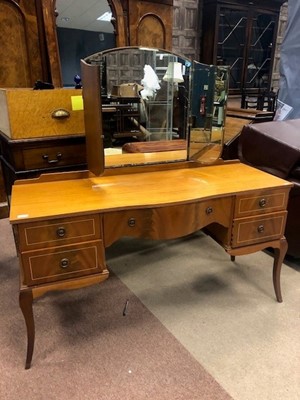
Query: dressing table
[[9, 47, 292, 369]]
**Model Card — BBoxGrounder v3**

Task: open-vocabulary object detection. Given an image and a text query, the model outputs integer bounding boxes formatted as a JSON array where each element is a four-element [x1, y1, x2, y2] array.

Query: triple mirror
[[81, 46, 229, 174]]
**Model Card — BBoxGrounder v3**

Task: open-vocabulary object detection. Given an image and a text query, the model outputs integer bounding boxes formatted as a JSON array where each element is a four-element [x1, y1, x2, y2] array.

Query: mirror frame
[[81, 46, 228, 176], [43, 0, 127, 87]]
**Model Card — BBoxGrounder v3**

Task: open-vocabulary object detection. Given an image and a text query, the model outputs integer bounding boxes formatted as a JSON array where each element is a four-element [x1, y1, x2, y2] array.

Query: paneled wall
[[172, 0, 200, 61]]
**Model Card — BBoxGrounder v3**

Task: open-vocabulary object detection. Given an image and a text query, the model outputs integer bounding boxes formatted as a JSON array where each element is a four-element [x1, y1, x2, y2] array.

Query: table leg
[[272, 237, 288, 303], [19, 290, 35, 369]]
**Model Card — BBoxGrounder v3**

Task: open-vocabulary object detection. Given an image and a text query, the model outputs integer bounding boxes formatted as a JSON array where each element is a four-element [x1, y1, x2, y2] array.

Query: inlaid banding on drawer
[[235, 191, 287, 217], [19, 215, 101, 250], [21, 240, 105, 286], [232, 212, 287, 247]]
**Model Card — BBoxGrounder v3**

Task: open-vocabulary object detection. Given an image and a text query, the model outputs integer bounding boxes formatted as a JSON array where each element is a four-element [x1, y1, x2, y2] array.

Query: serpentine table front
[[9, 160, 292, 369]]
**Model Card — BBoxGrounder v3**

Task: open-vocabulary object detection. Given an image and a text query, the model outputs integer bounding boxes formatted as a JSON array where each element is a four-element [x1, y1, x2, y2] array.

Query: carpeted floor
[[106, 233, 300, 400], [0, 218, 232, 400]]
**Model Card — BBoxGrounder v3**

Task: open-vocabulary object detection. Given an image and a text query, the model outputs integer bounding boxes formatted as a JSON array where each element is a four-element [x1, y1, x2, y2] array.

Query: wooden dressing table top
[[10, 162, 292, 223]]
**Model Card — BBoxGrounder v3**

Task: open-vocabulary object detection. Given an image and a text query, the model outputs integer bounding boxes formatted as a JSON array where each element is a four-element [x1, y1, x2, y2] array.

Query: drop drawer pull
[[56, 227, 66, 237], [42, 152, 62, 164], [257, 225, 264, 233], [206, 207, 213, 215], [60, 258, 69, 268]]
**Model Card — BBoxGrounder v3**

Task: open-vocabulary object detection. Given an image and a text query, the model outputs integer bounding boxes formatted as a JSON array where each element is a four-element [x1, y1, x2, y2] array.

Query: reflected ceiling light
[[97, 11, 112, 21]]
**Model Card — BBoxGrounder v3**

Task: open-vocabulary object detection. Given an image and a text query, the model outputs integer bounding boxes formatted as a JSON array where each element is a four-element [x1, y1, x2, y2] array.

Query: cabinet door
[[203, 1, 284, 95], [0, 0, 61, 88], [217, 6, 248, 91], [245, 11, 277, 90]]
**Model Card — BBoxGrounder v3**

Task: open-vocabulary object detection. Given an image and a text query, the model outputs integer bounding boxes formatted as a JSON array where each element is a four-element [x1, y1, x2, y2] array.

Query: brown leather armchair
[[238, 119, 300, 258]]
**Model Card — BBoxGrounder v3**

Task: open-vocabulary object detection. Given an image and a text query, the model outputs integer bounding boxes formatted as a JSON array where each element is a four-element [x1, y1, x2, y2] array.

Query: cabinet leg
[[272, 238, 288, 303], [19, 290, 35, 369]]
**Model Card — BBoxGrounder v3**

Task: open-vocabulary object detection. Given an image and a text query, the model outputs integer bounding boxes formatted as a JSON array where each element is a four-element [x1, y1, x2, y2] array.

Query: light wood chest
[[0, 88, 84, 139]]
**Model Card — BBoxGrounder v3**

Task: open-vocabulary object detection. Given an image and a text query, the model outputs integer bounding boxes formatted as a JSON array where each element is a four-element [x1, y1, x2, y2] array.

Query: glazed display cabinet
[[201, 0, 286, 94]]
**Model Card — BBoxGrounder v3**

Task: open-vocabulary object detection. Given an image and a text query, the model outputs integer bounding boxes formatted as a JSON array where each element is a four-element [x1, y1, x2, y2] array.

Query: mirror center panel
[[81, 46, 229, 173]]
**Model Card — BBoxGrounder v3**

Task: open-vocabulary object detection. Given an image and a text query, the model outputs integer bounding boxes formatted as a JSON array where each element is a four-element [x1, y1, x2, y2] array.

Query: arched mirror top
[[81, 46, 229, 175]]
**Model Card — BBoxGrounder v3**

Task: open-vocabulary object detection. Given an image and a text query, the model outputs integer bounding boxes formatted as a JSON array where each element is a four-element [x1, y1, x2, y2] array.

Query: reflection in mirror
[[55, 0, 116, 87], [81, 46, 228, 171], [83, 47, 191, 168], [189, 62, 229, 164]]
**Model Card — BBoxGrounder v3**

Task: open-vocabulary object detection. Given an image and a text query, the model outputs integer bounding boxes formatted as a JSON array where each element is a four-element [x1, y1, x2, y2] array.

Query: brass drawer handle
[[257, 225, 264, 233], [56, 227, 66, 238], [128, 218, 136, 227], [60, 258, 69, 268], [42, 152, 62, 164], [259, 198, 267, 208], [52, 108, 70, 119], [206, 206, 213, 215]]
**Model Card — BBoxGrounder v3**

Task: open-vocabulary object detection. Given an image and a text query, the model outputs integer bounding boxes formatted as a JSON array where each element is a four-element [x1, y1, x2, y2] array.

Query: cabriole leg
[[19, 290, 35, 369], [272, 238, 288, 303]]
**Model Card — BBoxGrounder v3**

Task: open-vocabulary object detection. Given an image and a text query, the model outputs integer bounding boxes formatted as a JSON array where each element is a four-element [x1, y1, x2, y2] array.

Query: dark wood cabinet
[[126, 0, 174, 50], [201, 0, 285, 94], [0, 132, 87, 204], [0, 0, 62, 88]]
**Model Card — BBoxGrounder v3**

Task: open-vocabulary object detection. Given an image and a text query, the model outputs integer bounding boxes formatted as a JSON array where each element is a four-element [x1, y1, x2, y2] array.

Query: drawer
[[0, 88, 84, 139], [235, 189, 289, 218], [18, 215, 102, 251], [103, 197, 233, 246], [0, 131, 86, 171], [103, 209, 152, 246], [231, 211, 287, 247], [151, 198, 233, 239], [21, 240, 106, 286], [22, 142, 86, 170]]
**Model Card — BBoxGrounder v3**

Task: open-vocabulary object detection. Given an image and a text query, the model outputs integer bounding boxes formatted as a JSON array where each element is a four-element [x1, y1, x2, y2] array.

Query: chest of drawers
[[0, 88, 85, 139], [0, 131, 87, 200]]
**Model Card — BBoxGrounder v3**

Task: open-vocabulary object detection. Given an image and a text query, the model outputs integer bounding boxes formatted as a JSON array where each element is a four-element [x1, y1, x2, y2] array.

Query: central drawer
[[103, 197, 233, 246], [21, 240, 106, 286]]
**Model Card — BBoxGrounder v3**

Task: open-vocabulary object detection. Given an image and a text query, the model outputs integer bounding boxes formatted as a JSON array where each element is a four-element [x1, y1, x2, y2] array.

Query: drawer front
[[21, 240, 105, 286], [231, 211, 287, 247], [22, 143, 86, 170], [151, 198, 233, 240], [18, 215, 101, 251], [103, 209, 153, 247], [2, 88, 85, 139], [235, 189, 289, 218], [103, 197, 233, 246]]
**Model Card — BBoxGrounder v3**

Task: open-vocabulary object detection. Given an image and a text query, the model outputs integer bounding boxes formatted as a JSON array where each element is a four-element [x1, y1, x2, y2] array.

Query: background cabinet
[[201, 0, 285, 94], [127, 0, 173, 50], [0, 132, 87, 205]]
